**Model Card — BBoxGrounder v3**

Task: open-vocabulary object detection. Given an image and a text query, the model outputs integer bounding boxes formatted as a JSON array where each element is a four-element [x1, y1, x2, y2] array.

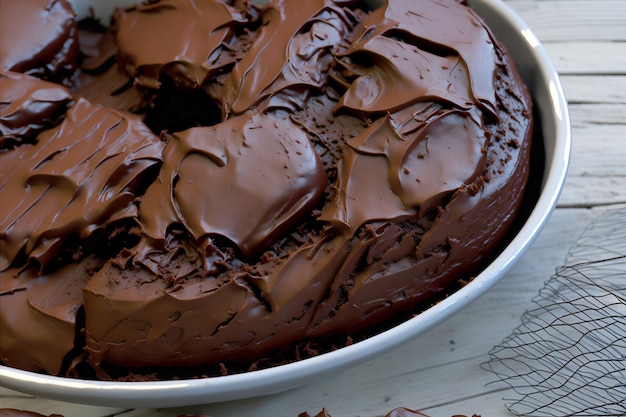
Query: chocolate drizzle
[[334, 37, 475, 116]]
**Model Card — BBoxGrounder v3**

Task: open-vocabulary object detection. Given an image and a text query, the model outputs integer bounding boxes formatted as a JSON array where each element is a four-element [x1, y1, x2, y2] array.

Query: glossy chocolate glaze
[[0, 0, 79, 84], [0, 98, 164, 272], [140, 112, 327, 258], [0, 71, 73, 148], [111, 0, 248, 90], [0, 257, 102, 375], [0, 0, 533, 379], [223, 0, 355, 115], [72, 26, 143, 113], [345, 0, 499, 116]]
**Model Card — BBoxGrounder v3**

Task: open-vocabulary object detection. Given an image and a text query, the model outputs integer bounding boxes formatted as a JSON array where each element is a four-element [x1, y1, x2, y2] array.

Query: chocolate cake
[[0, 0, 534, 380]]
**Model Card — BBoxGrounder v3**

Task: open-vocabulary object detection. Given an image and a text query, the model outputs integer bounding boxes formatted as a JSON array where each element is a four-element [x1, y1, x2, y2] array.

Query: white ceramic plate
[[0, 0, 570, 408]]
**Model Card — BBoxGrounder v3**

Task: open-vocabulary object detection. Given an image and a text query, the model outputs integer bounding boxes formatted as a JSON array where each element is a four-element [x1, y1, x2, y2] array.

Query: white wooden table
[[2, 0, 625, 415]]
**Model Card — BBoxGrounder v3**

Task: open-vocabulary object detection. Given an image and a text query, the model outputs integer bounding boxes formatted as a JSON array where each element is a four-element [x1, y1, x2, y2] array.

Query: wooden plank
[[505, 0, 626, 43], [423, 389, 514, 417], [543, 42, 626, 74], [568, 103, 626, 126], [560, 75, 626, 104], [568, 124, 626, 176], [0, 388, 127, 417], [109, 356, 511, 417], [559, 176, 626, 207], [542, 120, 626, 207]]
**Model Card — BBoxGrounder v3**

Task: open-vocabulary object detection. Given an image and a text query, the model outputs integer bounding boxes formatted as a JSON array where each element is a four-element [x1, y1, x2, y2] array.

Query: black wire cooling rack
[[483, 206, 626, 417]]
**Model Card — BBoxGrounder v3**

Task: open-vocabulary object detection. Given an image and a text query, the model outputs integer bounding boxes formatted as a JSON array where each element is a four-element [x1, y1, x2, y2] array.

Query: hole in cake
[[143, 76, 222, 134]]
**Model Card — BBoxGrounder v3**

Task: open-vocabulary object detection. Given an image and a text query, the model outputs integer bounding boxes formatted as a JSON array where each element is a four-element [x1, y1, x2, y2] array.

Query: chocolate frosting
[[333, 36, 475, 116], [0, 71, 73, 147], [72, 63, 143, 113], [320, 105, 487, 231], [345, 0, 498, 116], [223, 0, 355, 115], [140, 111, 327, 258], [111, 0, 247, 90], [0, 0, 79, 84], [0, 257, 101, 375], [0, 98, 164, 272], [72, 24, 144, 113], [83, 231, 349, 370]]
